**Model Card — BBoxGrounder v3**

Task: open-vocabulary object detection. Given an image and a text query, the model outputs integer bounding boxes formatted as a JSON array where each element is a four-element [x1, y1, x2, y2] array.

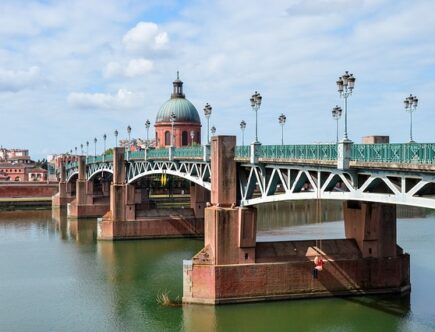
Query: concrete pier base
[[97, 208, 204, 240], [52, 192, 74, 207], [67, 200, 110, 218], [183, 239, 410, 304]]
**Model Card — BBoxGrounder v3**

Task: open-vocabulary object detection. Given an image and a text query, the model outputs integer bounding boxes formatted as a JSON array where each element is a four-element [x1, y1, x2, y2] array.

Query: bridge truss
[[126, 160, 211, 190], [238, 163, 435, 209]]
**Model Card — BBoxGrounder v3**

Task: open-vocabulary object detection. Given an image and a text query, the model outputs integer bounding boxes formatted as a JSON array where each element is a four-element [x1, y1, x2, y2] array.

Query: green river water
[[0, 201, 434, 332]]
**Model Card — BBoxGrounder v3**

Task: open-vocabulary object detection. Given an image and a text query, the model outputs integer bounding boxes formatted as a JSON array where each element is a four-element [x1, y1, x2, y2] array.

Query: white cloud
[[103, 58, 154, 78], [103, 61, 123, 78], [286, 0, 364, 16], [67, 89, 143, 110], [125, 58, 154, 77], [0, 66, 41, 92], [122, 21, 169, 52]]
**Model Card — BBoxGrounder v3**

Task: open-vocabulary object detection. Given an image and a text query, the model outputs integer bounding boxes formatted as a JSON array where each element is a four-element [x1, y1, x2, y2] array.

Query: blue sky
[[1, 0, 435, 159]]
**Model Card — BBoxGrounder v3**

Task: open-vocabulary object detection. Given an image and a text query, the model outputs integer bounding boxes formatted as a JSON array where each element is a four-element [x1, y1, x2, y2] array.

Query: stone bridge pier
[[183, 136, 410, 305], [52, 161, 75, 208], [67, 156, 111, 218], [97, 147, 205, 240]]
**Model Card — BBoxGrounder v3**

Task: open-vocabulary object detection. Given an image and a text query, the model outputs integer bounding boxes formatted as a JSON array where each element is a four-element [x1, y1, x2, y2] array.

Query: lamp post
[[127, 125, 131, 160], [145, 119, 151, 146], [278, 113, 286, 145], [240, 120, 246, 146], [250, 91, 262, 143], [86, 141, 89, 157], [93, 138, 97, 158], [331, 105, 343, 143], [127, 125, 131, 147], [74, 146, 77, 155], [103, 134, 107, 154], [190, 130, 195, 147], [169, 112, 177, 147], [211, 126, 216, 136], [404, 94, 418, 143], [336, 71, 356, 141], [203, 103, 212, 144], [114, 130, 118, 147], [80, 144, 83, 155]]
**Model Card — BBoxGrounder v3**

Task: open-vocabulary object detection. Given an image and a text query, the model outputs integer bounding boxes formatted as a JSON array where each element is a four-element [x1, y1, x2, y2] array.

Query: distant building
[[154, 73, 201, 148], [0, 163, 47, 182], [0, 147, 32, 164]]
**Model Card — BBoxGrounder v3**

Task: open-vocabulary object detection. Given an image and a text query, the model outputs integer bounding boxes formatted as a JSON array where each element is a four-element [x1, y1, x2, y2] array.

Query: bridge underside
[[239, 164, 435, 209]]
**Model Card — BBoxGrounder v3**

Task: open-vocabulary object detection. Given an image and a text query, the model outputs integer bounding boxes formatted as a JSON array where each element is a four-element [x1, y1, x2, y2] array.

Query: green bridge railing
[[65, 143, 435, 171], [351, 143, 435, 164]]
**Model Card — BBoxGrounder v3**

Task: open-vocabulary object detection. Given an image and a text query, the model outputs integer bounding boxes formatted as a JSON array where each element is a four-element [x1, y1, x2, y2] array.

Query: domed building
[[155, 73, 201, 148]]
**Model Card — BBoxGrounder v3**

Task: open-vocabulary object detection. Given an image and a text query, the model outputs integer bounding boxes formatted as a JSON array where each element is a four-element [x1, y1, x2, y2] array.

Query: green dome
[[156, 98, 201, 123], [156, 73, 201, 123]]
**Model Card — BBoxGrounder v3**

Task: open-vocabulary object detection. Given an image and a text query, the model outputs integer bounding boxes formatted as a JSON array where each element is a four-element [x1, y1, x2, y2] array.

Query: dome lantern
[[171, 71, 185, 99]]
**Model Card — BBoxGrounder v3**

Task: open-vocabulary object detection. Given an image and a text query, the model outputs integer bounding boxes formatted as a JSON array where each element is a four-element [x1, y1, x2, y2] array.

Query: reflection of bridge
[[53, 138, 435, 305]]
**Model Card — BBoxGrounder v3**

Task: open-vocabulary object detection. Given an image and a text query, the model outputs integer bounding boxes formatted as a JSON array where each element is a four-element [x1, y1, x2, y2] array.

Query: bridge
[[63, 141, 435, 208], [53, 138, 435, 304]]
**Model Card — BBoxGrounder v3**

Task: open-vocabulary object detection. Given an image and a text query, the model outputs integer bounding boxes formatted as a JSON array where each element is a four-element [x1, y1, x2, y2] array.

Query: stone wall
[[0, 183, 58, 198]]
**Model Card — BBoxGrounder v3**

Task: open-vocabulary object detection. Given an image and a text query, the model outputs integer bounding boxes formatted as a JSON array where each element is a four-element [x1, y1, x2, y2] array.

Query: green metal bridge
[[64, 142, 435, 209], [67, 143, 435, 165]]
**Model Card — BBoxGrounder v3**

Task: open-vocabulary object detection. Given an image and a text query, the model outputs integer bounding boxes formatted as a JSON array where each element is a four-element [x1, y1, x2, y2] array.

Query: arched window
[[182, 131, 188, 146], [165, 131, 171, 146], [15, 176, 20, 181]]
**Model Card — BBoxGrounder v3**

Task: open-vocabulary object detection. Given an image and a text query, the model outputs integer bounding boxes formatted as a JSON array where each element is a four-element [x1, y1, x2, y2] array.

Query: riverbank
[[0, 197, 52, 210]]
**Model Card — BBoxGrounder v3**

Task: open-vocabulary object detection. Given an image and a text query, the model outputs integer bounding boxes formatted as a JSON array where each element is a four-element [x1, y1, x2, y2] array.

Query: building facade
[[154, 73, 201, 148], [0, 163, 47, 182], [0, 148, 32, 164]]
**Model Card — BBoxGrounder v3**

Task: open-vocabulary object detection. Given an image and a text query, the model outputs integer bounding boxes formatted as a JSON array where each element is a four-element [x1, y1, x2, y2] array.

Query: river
[[0, 201, 434, 331]]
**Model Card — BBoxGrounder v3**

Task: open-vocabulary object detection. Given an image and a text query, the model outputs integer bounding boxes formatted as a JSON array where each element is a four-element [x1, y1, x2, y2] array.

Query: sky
[[1, 0, 435, 159]]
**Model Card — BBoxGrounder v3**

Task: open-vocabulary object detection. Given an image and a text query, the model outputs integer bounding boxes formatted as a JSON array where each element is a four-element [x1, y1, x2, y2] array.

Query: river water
[[0, 201, 434, 332]]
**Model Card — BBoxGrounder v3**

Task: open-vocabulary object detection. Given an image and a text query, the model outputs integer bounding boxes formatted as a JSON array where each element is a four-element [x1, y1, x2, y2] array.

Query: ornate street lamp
[[404, 94, 418, 143], [103, 134, 107, 154], [93, 138, 97, 158], [240, 120, 246, 146], [278, 113, 286, 145], [74, 146, 77, 155], [336, 71, 356, 141], [211, 126, 216, 136], [114, 129, 118, 147], [86, 141, 89, 157], [190, 130, 195, 146], [331, 105, 342, 143], [145, 119, 151, 143], [203, 103, 212, 144], [169, 112, 177, 147], [250, 91, 262, 143], [127, 125, 132, 160], [80, 143, 83, 155]]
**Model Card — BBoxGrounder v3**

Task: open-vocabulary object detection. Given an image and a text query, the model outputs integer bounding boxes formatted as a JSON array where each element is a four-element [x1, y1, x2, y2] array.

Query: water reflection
[[67, 218, 97, 244], [181, 294, 411, 332], [52, 207, 68, 239], [0, 204, 434, 331]]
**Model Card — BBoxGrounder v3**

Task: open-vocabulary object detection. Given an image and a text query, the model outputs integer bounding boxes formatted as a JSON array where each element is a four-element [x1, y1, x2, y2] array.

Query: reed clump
[[156, 290, 182, 307]]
